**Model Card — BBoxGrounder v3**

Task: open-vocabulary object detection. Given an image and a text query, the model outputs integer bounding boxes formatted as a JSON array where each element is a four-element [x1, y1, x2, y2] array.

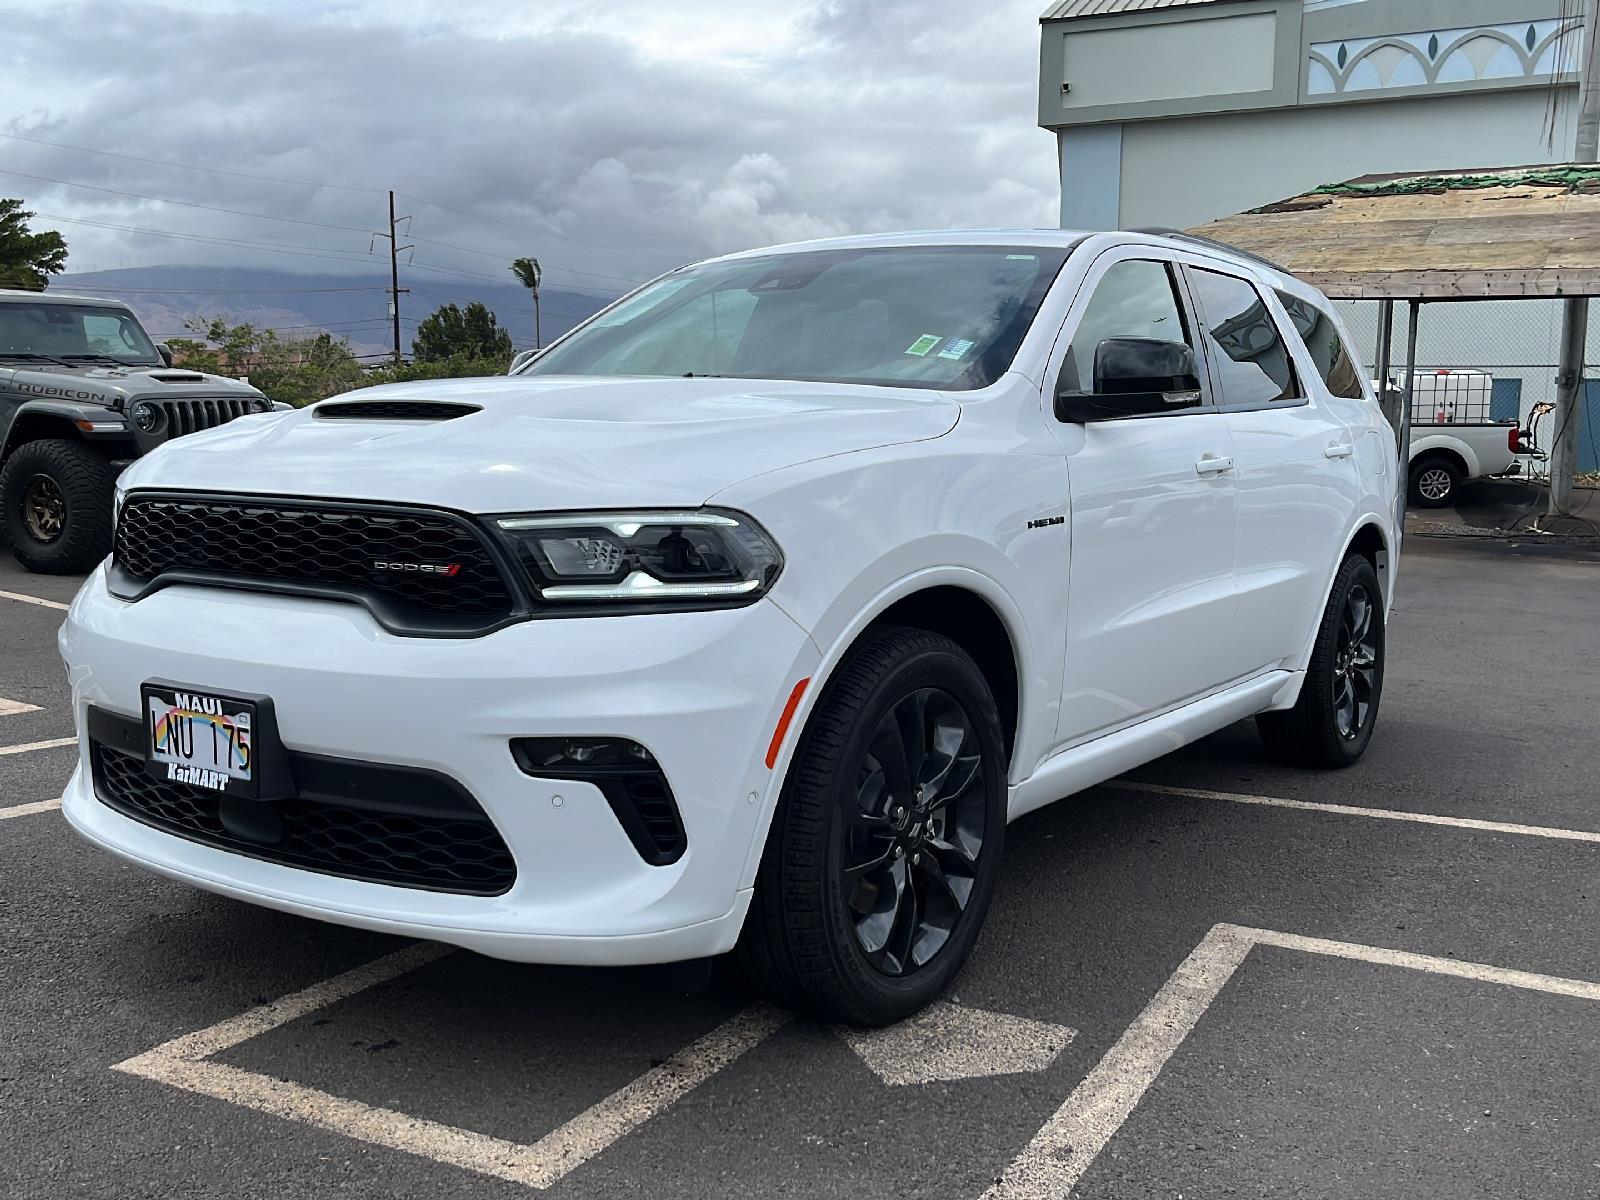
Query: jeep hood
[[118, 375, 962, 510], [0, 362, 266, 408]]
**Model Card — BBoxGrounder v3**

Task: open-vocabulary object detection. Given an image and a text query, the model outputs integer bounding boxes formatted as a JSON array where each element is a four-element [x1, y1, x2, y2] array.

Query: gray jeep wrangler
[[0, 290, 272, 573]]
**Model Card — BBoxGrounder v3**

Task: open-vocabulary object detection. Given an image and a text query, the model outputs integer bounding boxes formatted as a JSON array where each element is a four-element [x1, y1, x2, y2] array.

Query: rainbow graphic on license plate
[[147, 691, 253, 792]]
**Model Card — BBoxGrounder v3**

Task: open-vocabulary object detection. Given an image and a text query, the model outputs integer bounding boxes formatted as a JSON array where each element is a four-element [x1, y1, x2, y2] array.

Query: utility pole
[[1549, 0, 1600, 517], [375, 190, 412, 366]]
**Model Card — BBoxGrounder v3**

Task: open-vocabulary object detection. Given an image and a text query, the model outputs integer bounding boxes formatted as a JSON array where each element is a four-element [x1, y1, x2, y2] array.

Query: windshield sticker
[[1006, 254, 1036, 261], [937, 338, 975, 361], [905, 334, 943, 357]]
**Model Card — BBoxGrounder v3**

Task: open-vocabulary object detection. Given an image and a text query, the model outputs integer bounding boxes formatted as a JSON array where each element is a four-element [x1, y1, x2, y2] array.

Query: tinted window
[[1274, 290, 1365, 399], [1187, 269, 1297, 406], [1060, 259, 1189, 395], [0, 302, 160, 365], [523, 245, 1071, 392]]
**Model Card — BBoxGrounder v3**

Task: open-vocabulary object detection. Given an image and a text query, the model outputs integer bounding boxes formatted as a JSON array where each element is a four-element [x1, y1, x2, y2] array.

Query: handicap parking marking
[[0, 589, 69, 612], [839, 1001, 1076, 1087], [983, 923, 1600, 1200], [0, 736, 76, 757], [0, 696, 43, 717], [114, 942, 791, 1190], [1105, 779, 1600, 844]]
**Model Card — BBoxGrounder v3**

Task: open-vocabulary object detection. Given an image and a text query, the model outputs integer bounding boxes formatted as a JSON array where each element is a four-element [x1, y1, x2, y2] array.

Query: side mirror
[[156, 342, 173, 368], [508, 348, 538, 374], [1055, 336, 1202, 422]]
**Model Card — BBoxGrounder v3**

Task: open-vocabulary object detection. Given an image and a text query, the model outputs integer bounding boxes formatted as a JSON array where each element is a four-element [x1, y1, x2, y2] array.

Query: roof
[[1041, 0, 1232, 22], [0, 288, 130, 308], [697, 227, 1093, 265], [1187, 165, 1600, 300]]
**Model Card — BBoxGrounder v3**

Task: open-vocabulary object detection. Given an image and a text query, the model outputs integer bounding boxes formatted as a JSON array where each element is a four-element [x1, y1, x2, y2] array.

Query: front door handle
[[1324, 440, 1356, 459], [1194, 453, 1234, 476]]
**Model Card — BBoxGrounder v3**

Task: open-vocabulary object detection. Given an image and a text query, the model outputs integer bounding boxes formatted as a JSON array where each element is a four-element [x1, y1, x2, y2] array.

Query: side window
[[1274, 290, 1366, 399], [1060, 259, 1190, 396], [1187, 269, 1298, 406]]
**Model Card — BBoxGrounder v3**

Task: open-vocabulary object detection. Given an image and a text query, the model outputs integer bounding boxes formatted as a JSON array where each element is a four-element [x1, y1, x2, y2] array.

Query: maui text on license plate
[[143, 685, 256, 797]]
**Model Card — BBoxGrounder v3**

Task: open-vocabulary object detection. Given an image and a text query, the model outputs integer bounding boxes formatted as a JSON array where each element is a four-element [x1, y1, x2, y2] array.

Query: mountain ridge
[[52, 266, 617, 358]]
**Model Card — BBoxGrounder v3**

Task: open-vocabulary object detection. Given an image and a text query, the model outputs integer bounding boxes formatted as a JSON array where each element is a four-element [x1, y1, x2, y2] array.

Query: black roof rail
[[1125, 227, 1295, 277]]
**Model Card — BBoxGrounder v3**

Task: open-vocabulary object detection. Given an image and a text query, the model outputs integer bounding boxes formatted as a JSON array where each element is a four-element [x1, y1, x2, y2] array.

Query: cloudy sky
[[2, 0, 1060, 298]]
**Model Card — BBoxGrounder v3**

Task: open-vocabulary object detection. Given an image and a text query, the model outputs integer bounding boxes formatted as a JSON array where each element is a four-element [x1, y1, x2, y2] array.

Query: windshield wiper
[[0, 351, 74, 367], [60, 354, 141, 365], [681, 371, 729, 378]]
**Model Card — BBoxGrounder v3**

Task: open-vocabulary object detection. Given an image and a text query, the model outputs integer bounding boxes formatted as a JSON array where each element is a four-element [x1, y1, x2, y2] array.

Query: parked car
[[59, 230, 1400, 1025], [0, 289, 271, 572]]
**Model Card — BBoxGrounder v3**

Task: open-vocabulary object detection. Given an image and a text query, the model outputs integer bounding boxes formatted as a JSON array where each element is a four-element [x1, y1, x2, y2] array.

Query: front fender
[[1, 398, 129, 457]]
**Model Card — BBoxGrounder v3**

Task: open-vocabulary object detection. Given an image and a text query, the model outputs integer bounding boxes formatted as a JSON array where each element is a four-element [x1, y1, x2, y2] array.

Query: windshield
[[0, 301, 161, 366], [520, 244, 1072, 391]]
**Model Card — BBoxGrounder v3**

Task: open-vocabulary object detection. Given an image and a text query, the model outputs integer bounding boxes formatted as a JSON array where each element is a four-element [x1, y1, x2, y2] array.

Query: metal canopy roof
[[1040, 0, 1231, 20], [1186, 165, 1600, 301]]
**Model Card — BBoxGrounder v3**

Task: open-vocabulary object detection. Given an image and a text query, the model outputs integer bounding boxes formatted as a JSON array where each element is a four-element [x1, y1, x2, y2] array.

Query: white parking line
[[0, 696, 42, 717], [984, 924, 1600, 1199], [0, 798, 62, 820], [0, 736, 76, 757], [0, 588, 69, 611], [1105, 779, 1600, 844], [115, 943, 791, 1189]]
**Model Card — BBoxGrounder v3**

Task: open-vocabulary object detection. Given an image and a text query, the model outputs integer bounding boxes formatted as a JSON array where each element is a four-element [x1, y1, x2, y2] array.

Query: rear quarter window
[[1274, 290, 1366, 400]]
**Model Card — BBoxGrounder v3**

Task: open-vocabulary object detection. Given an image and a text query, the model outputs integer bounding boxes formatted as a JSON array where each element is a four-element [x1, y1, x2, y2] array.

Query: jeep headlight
[[495, 509, 782, 609]]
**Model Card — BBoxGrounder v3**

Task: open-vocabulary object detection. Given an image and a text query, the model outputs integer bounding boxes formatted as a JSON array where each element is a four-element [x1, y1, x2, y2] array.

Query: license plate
[[142, 684, 257, 798]]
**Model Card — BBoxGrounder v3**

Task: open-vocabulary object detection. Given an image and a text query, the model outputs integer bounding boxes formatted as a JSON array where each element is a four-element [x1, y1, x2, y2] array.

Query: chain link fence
[[1332, 298, 1600, 479]]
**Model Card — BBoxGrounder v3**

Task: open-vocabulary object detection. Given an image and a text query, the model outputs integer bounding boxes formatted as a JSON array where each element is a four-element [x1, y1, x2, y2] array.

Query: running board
[[1007, 671, 1297, 822]]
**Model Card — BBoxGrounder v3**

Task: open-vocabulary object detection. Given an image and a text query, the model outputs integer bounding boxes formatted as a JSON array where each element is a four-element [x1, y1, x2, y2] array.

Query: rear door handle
[[1324, 440, 1356, 459], [1194, 453, 1234, 476]]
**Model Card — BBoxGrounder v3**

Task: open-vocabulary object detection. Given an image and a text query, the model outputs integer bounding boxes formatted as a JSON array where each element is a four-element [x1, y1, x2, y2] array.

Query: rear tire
[[1409, 455, 1460, 508], [0, 439, 116, 574], [737, 627, 1007, 1026], [1257, 554, 1385, 768]]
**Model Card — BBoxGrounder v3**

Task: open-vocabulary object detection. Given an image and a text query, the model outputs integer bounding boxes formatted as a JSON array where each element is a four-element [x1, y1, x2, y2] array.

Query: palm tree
[[510, 257, 542, 349]]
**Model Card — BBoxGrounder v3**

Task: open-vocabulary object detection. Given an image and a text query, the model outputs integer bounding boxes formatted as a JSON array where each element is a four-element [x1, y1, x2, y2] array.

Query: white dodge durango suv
[[59, 230, 1399, 1025]]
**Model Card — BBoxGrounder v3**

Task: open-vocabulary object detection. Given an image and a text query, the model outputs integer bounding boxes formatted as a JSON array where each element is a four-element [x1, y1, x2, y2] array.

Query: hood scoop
[[315, 399, 482, 422], [148, 371, 207, 383]]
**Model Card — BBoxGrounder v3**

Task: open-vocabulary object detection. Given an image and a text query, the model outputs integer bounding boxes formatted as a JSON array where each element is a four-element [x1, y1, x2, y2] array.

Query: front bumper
[[59, 566, 819, 964]]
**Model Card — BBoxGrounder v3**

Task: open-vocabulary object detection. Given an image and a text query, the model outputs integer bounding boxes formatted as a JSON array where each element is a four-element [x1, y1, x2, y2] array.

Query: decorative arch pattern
[[1307, 17, 1583, 95]]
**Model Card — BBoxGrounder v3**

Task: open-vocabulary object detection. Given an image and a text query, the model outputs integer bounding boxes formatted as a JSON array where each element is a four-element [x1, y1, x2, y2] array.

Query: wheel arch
[[2, 408, 89, 462], [738, 568, 1031, 892], [1409, 442, 1472, 481]]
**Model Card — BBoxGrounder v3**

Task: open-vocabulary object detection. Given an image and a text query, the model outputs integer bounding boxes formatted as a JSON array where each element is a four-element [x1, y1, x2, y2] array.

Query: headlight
[[495, 509, 783, 609]]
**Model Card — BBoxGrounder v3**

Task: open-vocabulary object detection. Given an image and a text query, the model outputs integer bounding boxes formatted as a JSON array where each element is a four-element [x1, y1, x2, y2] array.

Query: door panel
[[1184, 269, 1361, 674], [1057, 412, 1239, 744]]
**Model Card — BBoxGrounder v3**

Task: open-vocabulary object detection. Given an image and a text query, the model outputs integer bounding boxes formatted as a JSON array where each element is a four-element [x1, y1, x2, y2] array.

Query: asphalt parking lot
[[3, 537, 1598, 1200]]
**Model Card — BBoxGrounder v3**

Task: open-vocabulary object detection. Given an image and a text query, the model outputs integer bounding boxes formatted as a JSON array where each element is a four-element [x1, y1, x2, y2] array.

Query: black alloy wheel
[[738, 626, 1007, 1025], [843, 688, 987, 977], [1331, 580, 1379, 741], [1257, 553, 1385, 767]]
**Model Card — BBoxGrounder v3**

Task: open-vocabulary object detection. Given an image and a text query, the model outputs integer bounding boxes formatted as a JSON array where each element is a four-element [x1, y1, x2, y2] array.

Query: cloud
[[0, 0, 1059, 291]]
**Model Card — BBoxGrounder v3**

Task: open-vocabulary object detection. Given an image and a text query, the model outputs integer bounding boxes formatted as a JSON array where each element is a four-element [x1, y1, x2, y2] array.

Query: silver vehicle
[[0, 290, 272, 572]]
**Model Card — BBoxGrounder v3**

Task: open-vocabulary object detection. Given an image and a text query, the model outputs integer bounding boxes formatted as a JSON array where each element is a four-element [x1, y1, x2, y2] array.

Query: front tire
[[0, 439, 117, 574], [738, 627, 1007, 1026], [1257, 554, 1385, 768]]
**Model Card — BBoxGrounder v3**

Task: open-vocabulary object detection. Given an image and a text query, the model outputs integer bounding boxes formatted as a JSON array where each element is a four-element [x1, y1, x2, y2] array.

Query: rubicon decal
[[372, 561, 463, 576]]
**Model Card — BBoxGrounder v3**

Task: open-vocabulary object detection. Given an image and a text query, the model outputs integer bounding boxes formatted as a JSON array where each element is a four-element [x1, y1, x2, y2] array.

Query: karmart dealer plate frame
[[140, 680, 295, 800]]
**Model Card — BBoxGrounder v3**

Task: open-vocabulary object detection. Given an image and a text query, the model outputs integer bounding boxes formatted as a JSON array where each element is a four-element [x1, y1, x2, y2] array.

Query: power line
[[36, 212, 383, 270], [0, 168, 374, 235], [0, 131, 382, 194], [54, 283, 389, 295], [398, 191, 693, 263]]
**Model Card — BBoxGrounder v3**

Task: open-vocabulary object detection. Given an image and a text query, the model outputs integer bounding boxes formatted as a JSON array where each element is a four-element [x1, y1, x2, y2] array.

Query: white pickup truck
[[1408, 421, 1522, 507], [1386, 371, 1524, 507]]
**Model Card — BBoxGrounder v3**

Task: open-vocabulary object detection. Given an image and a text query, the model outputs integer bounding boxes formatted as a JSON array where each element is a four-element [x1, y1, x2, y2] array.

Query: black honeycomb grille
[[92, 742, 516, 895], [112, 494, 518, 635]]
